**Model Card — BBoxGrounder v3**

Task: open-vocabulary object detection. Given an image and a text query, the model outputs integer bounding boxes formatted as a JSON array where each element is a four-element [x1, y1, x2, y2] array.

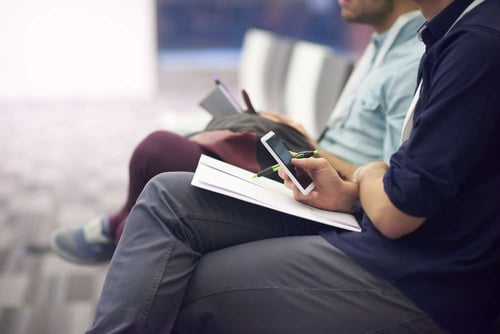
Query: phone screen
[[265, 135, 313, 190]]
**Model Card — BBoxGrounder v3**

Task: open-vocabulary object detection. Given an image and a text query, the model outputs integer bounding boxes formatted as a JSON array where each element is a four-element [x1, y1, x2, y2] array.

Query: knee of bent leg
[[134, 171, 198, 236], [142, 171, 194, 203], [130, 130, 176, 171], [131, 172, 189, 226]]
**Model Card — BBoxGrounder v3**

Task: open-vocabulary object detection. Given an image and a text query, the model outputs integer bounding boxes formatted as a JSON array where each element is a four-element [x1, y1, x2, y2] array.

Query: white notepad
[[191, 155, 361, 232]]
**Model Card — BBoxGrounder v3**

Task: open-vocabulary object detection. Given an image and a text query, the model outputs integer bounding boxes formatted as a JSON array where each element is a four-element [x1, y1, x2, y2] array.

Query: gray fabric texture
[[87, 172, 445, 334]]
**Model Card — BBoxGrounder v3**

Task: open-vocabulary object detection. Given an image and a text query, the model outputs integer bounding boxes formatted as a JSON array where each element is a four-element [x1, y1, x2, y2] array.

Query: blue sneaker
[[50, 216, 115, 264]]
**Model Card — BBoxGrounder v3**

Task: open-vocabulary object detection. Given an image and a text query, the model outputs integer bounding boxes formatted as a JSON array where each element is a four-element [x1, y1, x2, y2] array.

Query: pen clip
[[242, 89, 258, 115]]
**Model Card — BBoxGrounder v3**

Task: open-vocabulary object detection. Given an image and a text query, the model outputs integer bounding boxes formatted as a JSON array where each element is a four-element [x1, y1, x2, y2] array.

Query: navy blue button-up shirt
[[321, 1, 500, 333]]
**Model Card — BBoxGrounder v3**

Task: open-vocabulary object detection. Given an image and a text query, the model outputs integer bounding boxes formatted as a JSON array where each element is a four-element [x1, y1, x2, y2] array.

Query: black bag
[[203, 113, 313, 169]]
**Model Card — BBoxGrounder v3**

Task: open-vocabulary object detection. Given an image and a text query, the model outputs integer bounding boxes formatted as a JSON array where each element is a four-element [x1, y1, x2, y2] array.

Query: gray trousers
[[87, 172, 445, 334]]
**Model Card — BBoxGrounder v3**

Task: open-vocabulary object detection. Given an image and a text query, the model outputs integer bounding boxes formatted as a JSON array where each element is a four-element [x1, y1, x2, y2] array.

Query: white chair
[[282, 41, 354, 139], [239, 28, 295, 112]]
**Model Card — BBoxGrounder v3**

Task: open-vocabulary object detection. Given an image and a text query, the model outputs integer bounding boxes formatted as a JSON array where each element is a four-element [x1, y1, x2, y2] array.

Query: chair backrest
[[239, 28, 295, 112], [282, 41, 354, 139]]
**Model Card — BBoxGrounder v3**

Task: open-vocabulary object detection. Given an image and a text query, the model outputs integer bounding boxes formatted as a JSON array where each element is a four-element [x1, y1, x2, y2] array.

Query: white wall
[[0, 0, 157, 98]]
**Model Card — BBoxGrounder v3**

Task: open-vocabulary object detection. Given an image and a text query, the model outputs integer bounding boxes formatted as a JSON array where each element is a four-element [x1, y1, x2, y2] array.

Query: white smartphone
[[260, 131, 315, 195]]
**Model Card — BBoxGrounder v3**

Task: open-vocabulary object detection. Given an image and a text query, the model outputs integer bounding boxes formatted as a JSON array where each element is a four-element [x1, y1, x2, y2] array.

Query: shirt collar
[[371, 31, 388, 53], [419, 0, 475, 46]]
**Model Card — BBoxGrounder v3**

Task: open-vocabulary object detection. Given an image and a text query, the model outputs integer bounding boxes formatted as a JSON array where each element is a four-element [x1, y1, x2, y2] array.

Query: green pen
[[252, 164, 281, 179], [252, 149, 319, 179], [293, 149, 319, 159]]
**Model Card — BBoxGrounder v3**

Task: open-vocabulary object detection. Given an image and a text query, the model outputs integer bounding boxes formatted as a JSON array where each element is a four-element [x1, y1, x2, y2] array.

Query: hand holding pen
[[252, 149, 319, 179]]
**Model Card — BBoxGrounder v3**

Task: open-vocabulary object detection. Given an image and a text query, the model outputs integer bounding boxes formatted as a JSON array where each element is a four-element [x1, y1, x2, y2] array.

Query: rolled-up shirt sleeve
[[383, 28, 500, 218]]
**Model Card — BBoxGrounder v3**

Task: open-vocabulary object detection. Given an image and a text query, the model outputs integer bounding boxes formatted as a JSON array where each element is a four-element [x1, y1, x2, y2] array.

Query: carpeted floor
[[0, 65, 238, 334]]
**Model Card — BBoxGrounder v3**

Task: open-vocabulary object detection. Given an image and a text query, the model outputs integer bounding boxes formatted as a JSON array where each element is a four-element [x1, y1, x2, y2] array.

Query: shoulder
[[387, 13, 425, 67], [461, 0, 500, 35], [384, 24, 425, 75], [435, 25, 500, 80], [386, 37, 424, 74], [389, 38, 424, 63], [378, 38, 423, 91], [442, 3, 500, 62], [446, 23, 500, 50]]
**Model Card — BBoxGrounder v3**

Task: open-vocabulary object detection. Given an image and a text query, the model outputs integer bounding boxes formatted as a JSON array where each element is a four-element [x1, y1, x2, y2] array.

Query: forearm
[[356, 162, 425, 239], [357, 162, 392, 225]]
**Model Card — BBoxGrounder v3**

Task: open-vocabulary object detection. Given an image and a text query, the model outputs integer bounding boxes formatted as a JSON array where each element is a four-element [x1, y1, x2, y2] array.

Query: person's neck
[[373, 3, 420, 34], [415, 0, 455, 21]]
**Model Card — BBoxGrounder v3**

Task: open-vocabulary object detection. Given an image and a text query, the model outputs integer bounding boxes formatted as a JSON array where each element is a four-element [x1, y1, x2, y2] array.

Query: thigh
[[173, 236, 445, 334], [134, 130, 206, 173], [138, 172, 320, 253], [93, 172, 320, 333]]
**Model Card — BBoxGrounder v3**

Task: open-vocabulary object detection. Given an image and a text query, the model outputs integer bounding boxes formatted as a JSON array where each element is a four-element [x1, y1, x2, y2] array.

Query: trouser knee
[[131, 130, 171, 165]]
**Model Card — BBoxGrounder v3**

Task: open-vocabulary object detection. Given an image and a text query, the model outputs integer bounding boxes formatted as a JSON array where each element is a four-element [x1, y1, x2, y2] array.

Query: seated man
[[86, 0, 500, 333], [50, 0, 425, 264]]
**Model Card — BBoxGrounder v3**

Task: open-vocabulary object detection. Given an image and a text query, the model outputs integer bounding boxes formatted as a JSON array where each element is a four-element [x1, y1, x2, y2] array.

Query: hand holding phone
[[260, 131, 315, 195]]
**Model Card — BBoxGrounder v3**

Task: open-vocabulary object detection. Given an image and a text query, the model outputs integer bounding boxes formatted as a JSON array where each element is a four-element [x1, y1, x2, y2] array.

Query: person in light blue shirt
[[264, 9, 425, 177]]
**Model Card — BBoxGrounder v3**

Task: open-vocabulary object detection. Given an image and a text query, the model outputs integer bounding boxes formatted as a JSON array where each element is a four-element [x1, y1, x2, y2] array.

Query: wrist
[[337, 180, 360, 214]]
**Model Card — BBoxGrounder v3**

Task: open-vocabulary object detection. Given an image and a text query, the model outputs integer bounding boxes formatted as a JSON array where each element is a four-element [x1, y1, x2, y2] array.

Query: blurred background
[[0, 0, 370, 333]]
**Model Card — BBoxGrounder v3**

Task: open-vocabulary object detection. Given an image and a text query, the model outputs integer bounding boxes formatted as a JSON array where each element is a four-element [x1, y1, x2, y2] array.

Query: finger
[[284, 178, 296, 191], [279, 174, 298, 192], [292, 187, 318, 203], [291, 157, 329, 170], [259, 112, 279, 122], [277, 167, 287, 180], [303, 194, 321, 207], [262, 111, 290, 124]]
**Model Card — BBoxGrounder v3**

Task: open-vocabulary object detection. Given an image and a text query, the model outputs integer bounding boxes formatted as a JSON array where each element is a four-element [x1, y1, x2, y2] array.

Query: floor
[[0, 61, 238, 334]]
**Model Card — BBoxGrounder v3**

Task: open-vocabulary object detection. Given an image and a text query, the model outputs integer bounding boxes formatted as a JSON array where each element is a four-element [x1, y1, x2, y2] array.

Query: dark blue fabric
[[320, 1, 500, 333]]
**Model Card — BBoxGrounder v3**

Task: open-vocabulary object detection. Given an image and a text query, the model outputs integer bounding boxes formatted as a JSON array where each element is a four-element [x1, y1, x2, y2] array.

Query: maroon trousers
[[109, 131, 208, 243]]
